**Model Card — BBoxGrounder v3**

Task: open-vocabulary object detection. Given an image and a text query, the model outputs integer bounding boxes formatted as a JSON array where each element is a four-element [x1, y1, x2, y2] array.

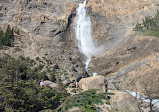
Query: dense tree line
[[0, 55, 113, 112], [0, 55, 67, 112], [0, 25, 14, 48]]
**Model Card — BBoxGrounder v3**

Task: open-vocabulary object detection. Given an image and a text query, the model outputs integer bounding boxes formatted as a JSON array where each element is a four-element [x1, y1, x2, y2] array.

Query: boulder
[[68, 107, 81, 112], [44, 80, 58, 88], [110, 90, 140, 112], [78, 75, 106, 91]]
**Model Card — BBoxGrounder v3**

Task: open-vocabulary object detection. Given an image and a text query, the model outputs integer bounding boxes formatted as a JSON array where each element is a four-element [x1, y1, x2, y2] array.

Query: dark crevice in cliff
[[65, 8, 76, 31], [52, 31, 62, 37]]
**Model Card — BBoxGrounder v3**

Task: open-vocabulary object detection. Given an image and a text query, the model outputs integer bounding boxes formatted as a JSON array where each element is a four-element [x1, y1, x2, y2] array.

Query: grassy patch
[[143, 28, 159, 37], [105, 99, 110, 105], [134, 11, 159, 37], [108, 92, 115, 95]]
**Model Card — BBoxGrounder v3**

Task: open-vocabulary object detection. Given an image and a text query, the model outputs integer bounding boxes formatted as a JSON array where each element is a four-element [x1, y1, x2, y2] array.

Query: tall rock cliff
[[0, 0, 159, 99]]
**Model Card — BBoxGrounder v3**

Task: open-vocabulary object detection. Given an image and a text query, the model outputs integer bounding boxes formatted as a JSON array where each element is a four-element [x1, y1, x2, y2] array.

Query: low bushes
[[62, 89, 108, 111]]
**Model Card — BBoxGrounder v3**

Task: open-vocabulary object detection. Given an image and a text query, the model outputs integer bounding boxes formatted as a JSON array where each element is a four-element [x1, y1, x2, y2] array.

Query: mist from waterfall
[[75, 0, 104, 72]]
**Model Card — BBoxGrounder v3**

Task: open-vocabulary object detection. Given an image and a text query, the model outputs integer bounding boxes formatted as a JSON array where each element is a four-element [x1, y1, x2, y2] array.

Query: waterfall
[[84, 59, 91, 72], [75, 0, 96, 73]]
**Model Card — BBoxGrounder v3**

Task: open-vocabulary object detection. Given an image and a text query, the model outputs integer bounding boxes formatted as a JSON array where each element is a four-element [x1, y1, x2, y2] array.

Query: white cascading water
[[75, 0, 98, 72]]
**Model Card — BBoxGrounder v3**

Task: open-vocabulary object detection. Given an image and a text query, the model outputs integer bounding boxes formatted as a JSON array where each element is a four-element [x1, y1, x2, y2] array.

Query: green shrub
[[49, 71, 56, 82], [81, 105, 97, 112], [62, 89, 108, 111], [37, 64, 45, 70], [0, 77, 67, 112], [105, 99, 110, 105], [71, 89, 77, 93], [0, 55, 72, 111], [108, 92, 115, 95], [14, 47, 21, 51], [0, 29, 4, 48], [36, 57, 40, 61], [38, 71, 49, 80], [0, 55, 46, 82]]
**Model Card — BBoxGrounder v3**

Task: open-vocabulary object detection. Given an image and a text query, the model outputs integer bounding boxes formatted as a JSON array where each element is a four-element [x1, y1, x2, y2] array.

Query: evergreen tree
[[3, 25, 14, 46], [0, 55, 67, 112], [0, 29, 4, 47]]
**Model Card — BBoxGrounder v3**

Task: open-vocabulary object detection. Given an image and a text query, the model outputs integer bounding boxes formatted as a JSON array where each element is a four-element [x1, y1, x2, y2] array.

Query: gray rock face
[[110, 90, 140, 112], [33, 22, 61, 38]]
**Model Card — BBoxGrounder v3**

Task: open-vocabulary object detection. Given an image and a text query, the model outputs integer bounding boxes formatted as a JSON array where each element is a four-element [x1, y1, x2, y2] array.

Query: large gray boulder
[[44, 80, 58, 88], [78, 75, 106, 91], [110, 90, 140, 112]]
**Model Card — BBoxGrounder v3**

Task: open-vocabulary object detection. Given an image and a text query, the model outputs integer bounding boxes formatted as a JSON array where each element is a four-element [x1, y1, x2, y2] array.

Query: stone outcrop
[[44, 80, 58, 88], [110, 90, 140, 112], [78, 75, 106, 91]]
